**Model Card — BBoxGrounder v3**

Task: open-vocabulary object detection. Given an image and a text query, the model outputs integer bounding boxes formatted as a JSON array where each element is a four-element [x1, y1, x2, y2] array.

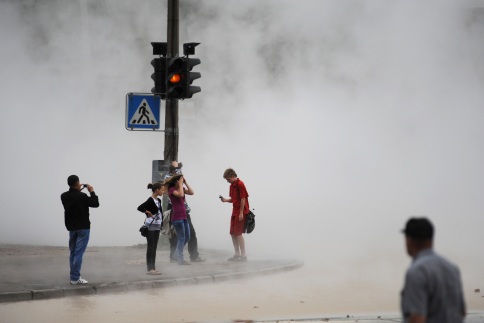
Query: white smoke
[[0, 1, 483, 284]]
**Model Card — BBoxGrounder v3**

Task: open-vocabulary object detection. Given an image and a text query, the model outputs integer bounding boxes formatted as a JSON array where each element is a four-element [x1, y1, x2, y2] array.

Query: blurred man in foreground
[[401, 217, 466, 323]]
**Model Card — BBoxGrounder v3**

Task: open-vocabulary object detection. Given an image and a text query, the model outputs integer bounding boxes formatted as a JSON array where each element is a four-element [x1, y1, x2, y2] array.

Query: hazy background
[[1, 0, 484, 309]]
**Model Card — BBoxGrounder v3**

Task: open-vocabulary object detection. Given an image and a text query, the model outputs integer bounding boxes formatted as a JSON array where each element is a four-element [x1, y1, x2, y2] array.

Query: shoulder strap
[[145, 198, 162, 227], [236, 181, 250, 213], [157, 198, 162, 212]]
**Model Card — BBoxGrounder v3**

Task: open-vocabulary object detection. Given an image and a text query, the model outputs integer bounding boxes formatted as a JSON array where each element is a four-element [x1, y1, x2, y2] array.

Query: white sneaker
[[70, 277, 88, 285]]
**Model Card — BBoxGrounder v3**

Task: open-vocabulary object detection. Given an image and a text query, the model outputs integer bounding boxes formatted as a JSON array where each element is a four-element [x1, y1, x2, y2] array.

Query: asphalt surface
[[1, 244, 483, 323], [0, 244, 302, 303]]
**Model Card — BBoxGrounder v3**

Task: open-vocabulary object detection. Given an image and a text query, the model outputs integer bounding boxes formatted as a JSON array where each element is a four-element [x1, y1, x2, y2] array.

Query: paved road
[[183, 317, 484, 323], [1, 244, 482, 323], [250, 313, 484, 323]]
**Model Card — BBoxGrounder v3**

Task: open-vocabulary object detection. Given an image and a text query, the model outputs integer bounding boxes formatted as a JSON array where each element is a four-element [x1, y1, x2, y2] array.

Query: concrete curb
[[0, 260, 303, 303]]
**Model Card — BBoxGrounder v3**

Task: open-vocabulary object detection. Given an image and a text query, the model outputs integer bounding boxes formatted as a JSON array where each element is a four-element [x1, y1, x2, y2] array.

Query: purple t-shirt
[[169, 186, 187, 221]]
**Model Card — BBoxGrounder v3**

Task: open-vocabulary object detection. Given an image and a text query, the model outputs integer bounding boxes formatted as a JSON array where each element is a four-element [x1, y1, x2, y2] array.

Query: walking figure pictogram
[[133, 103, 154, 124], [130, 100, 157, 125]]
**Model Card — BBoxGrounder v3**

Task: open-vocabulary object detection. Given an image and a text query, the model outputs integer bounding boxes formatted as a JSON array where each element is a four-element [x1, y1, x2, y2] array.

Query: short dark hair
[[67, 175, 79, 187], [223, 168, 237, 178], [402, 217, 434, 240]]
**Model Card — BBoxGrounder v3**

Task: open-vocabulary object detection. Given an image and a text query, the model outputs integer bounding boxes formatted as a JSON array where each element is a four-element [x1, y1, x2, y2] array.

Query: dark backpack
[[244, 210, 255, 234]]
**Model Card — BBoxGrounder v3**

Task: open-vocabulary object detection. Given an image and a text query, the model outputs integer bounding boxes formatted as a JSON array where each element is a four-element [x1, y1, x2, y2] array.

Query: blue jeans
[[172, 219, 190, 263], [69, 229, 90, 281]]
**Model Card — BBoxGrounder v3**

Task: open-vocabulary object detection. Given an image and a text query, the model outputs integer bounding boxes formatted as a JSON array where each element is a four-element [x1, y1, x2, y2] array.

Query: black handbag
[[140, 215, 160, 237], [139, 225, 149, 237], [139, 198, 162, 237]]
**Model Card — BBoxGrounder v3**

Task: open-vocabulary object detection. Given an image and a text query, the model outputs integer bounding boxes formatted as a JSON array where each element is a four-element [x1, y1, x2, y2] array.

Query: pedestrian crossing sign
[[126, 93, 162, 131]]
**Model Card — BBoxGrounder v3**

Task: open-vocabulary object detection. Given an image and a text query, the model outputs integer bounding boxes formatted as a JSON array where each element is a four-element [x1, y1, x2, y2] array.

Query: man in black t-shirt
[[60, 175, 99, 285]]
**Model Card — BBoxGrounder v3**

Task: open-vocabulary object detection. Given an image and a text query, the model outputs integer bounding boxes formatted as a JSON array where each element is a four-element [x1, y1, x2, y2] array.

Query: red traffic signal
[[169, 73, 181, 84], [166, 57, 184, 99]]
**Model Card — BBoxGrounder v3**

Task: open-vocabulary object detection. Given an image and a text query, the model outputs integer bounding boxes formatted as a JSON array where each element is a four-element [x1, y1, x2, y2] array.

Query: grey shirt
[[401, 248, 466, 323]]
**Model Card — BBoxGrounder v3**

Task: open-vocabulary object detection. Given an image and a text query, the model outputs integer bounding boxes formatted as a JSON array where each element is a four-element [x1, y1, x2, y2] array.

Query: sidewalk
[[0, 244, 302, 303]]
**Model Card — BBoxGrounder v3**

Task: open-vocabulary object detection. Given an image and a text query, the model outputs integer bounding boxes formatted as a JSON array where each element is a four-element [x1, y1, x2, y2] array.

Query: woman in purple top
[[166, 174, 194, 265]]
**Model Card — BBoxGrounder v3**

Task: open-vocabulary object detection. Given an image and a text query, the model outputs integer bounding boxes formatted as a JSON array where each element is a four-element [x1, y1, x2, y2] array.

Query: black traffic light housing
[[151, 57, 167, 99], [182, 57, 201, 99], [181, 43, 201, 99], [150, 42, 201, 100]]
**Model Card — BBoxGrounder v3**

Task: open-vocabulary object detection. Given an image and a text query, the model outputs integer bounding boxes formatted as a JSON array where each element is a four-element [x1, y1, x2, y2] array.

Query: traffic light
[[151, 55, 201, 100], [182, 57, 201, 99], [166, 57, 185, 99], [151, 58, 167, 99]]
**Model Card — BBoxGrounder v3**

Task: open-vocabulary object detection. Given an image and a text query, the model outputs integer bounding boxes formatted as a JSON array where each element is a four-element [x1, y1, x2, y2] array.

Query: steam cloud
[[0, 1, 483, 280]]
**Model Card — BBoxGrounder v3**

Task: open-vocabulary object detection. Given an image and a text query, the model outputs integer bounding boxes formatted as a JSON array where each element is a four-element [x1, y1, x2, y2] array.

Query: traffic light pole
[[164, 0, 179, 163]]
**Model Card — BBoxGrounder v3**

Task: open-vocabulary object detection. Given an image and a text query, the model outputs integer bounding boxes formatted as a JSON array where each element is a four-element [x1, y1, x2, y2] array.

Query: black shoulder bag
[[139, 198, 162, 237]]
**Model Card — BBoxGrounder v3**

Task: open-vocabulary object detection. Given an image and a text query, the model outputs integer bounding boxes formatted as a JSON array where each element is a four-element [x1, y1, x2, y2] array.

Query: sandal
[[147, 270, 161, 275], [235, 256, 247, 262]]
